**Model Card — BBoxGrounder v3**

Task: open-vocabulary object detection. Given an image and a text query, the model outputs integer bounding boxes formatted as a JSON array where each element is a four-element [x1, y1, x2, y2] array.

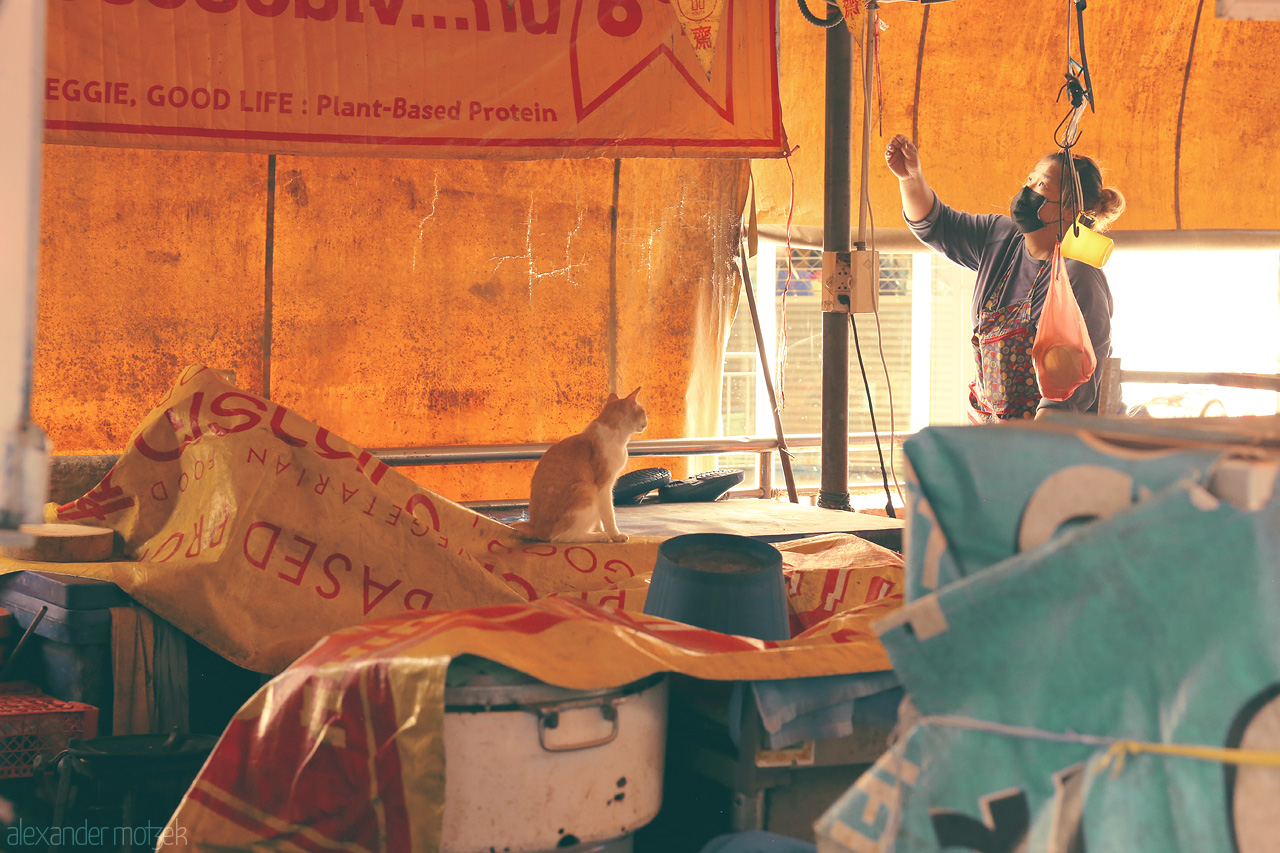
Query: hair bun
[[1093, 187, 1126, 229]]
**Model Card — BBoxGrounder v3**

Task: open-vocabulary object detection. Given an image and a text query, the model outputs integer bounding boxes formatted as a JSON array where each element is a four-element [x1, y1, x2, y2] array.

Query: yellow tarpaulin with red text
[[43, 0, 786, 159], [8, 366, 903, 851], [24, 366, 902, 675]]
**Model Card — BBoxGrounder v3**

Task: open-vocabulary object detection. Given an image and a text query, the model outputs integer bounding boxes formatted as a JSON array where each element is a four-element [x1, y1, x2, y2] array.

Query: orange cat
[[511, 388, 647, 543]]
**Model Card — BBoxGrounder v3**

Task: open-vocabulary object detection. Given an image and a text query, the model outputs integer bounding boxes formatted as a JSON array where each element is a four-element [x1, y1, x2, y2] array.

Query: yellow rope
[[921, 715, 1280, 777], [1099, 740, 1280, 776]]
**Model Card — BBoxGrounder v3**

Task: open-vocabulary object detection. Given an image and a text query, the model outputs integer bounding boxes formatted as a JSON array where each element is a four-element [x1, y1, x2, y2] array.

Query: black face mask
[[1010, 187, 1051, 234]]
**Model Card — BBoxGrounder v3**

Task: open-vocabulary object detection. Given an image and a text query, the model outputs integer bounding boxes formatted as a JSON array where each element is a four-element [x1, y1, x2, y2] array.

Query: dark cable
[[1076, 0, 1095, 112], [797, 0, 844, 28], [849, 314, 896, 519]]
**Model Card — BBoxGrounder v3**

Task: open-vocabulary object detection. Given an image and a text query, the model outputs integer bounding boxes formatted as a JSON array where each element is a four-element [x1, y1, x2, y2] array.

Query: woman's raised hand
[[884, 134, 921, 180], [886, 134, 935, 223]]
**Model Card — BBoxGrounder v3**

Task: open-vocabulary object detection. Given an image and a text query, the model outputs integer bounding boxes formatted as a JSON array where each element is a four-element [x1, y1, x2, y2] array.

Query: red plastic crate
[[0, 683, 98, 778]]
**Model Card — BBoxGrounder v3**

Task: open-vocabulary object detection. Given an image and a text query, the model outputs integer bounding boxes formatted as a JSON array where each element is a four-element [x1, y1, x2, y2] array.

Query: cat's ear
[[625, 386, 641, 401], [606, 392, 620, 403]]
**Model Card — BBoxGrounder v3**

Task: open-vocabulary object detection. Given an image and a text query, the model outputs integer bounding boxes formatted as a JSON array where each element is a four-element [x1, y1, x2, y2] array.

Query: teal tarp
[[818, 424, 1280, 852]]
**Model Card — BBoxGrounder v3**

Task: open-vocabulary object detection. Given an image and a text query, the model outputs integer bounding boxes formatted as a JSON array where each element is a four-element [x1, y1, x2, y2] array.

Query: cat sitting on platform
[[511, 388, 647, 543]]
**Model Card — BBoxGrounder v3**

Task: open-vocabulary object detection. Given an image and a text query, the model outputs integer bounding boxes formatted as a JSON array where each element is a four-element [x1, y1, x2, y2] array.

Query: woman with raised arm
[[885, 134, 1126, 422]]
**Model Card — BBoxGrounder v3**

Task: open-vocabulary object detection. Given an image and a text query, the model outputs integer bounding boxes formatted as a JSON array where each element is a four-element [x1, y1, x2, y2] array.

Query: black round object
[[656, 469, 745, 503], [613, 467, 672, 505]]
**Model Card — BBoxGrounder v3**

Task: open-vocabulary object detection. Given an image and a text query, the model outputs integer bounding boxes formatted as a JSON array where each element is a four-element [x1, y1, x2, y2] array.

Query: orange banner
[[43, 0, 786, 159]]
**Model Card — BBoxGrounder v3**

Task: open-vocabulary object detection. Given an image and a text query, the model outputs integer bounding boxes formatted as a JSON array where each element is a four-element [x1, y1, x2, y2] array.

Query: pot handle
[[536, 699, 619, 752]]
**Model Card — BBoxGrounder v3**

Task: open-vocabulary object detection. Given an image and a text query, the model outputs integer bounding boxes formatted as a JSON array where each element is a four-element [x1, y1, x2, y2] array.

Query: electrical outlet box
[[850, 249, 879, 315], [821, 251, 852, 313], [822, 250, 879, 314]]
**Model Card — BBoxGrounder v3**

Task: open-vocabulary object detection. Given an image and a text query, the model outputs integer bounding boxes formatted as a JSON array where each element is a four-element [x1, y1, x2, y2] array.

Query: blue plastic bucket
[[643, 533, 789, 641]]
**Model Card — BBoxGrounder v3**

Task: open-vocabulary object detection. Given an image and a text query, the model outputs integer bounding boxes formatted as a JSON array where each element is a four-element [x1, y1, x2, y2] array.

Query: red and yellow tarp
[[164, 596, 903, 851], [18, 366, 902, 676], [44, 0, 786, 159]]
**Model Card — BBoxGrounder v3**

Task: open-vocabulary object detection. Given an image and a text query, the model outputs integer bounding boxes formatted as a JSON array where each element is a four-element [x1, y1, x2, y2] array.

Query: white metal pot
[[440, 660, 668, 853]]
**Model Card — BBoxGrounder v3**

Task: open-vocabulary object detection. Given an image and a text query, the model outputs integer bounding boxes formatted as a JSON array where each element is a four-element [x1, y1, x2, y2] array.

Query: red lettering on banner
[[437, 535, 449, 549], [341, 485, 359, 504], [481, 562, 496, 574], [210, 392, 267, 433], [208, 513, 229, 548], [829, 628, 869, 643], [275, 459, 292, 476], [409, 518, 429, 537], [565, 546, 597, 574], [139, 391, 208, 462], [404, 494, 440, 532], [362, 566, 401, 615], [316, 553, 351, 599], [135, 430, 182, 462], [355, 451, 389, 485], [153, 532, 184, 563], [363, 497, 377, 517], [403, 588, 433, 610], [368, 0, 404, 26], [487, 539, 513, 554], [151, 481, 169, 501], [185, 516, 205, 558], [178, 472, 190, 492], [248, 447, 267, 466], [314, 475, 331, 495], [279, 536, 318, 585], [167, 391, 201, 438], [57, 470, 136, 521], [603, 559, 635, 578], [385, 506, 402, 527], [405, 605, 567, 640], [244, 521, 282, 569], [865, 576, 894, 602], [503, 573, 537, 601], [521, 543, 557, 557], [314, 428, 355, 461], [592, 590, 626, 608], [822, 569, 850, 612], [269, 405, 308, 447], [178, 365, 208, 386], [297, 469, 307, 487]]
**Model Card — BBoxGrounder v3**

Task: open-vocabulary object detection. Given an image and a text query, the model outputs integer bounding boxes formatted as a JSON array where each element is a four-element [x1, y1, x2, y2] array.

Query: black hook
[[797, 0, 844, 28]]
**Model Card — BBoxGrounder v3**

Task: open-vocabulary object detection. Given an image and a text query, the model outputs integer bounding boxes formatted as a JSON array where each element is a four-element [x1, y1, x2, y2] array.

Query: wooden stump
[[0, 524, 115, 563]]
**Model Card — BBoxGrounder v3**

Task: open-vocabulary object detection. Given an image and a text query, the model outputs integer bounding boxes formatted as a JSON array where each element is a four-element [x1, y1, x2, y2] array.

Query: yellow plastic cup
[[1059, 214, 1114, 268]]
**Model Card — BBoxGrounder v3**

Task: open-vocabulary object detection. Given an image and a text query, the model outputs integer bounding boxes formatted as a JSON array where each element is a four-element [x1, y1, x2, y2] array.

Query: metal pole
[[857, 3, 878, 249], [0, 0, 50, 542], [737, 241, 799, 503], [818, 17, 852, 511]]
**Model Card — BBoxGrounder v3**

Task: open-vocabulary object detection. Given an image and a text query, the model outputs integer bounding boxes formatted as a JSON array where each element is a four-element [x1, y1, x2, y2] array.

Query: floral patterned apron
[[967, 258, 1049, 424]]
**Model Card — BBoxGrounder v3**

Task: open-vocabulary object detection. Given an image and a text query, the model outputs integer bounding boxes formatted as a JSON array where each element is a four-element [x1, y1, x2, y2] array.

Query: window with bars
[[718, 243, 974, 492], [719, 242, 1280, 496]]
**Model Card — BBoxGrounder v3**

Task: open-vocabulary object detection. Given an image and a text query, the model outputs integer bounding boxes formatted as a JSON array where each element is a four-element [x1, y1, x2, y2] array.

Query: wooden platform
[[615, 499, 903, 552]]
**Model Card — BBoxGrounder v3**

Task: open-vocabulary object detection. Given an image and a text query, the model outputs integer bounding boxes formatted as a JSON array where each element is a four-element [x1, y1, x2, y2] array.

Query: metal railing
[[369, 431, 908, 509], [48, 433, 910, 510]]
